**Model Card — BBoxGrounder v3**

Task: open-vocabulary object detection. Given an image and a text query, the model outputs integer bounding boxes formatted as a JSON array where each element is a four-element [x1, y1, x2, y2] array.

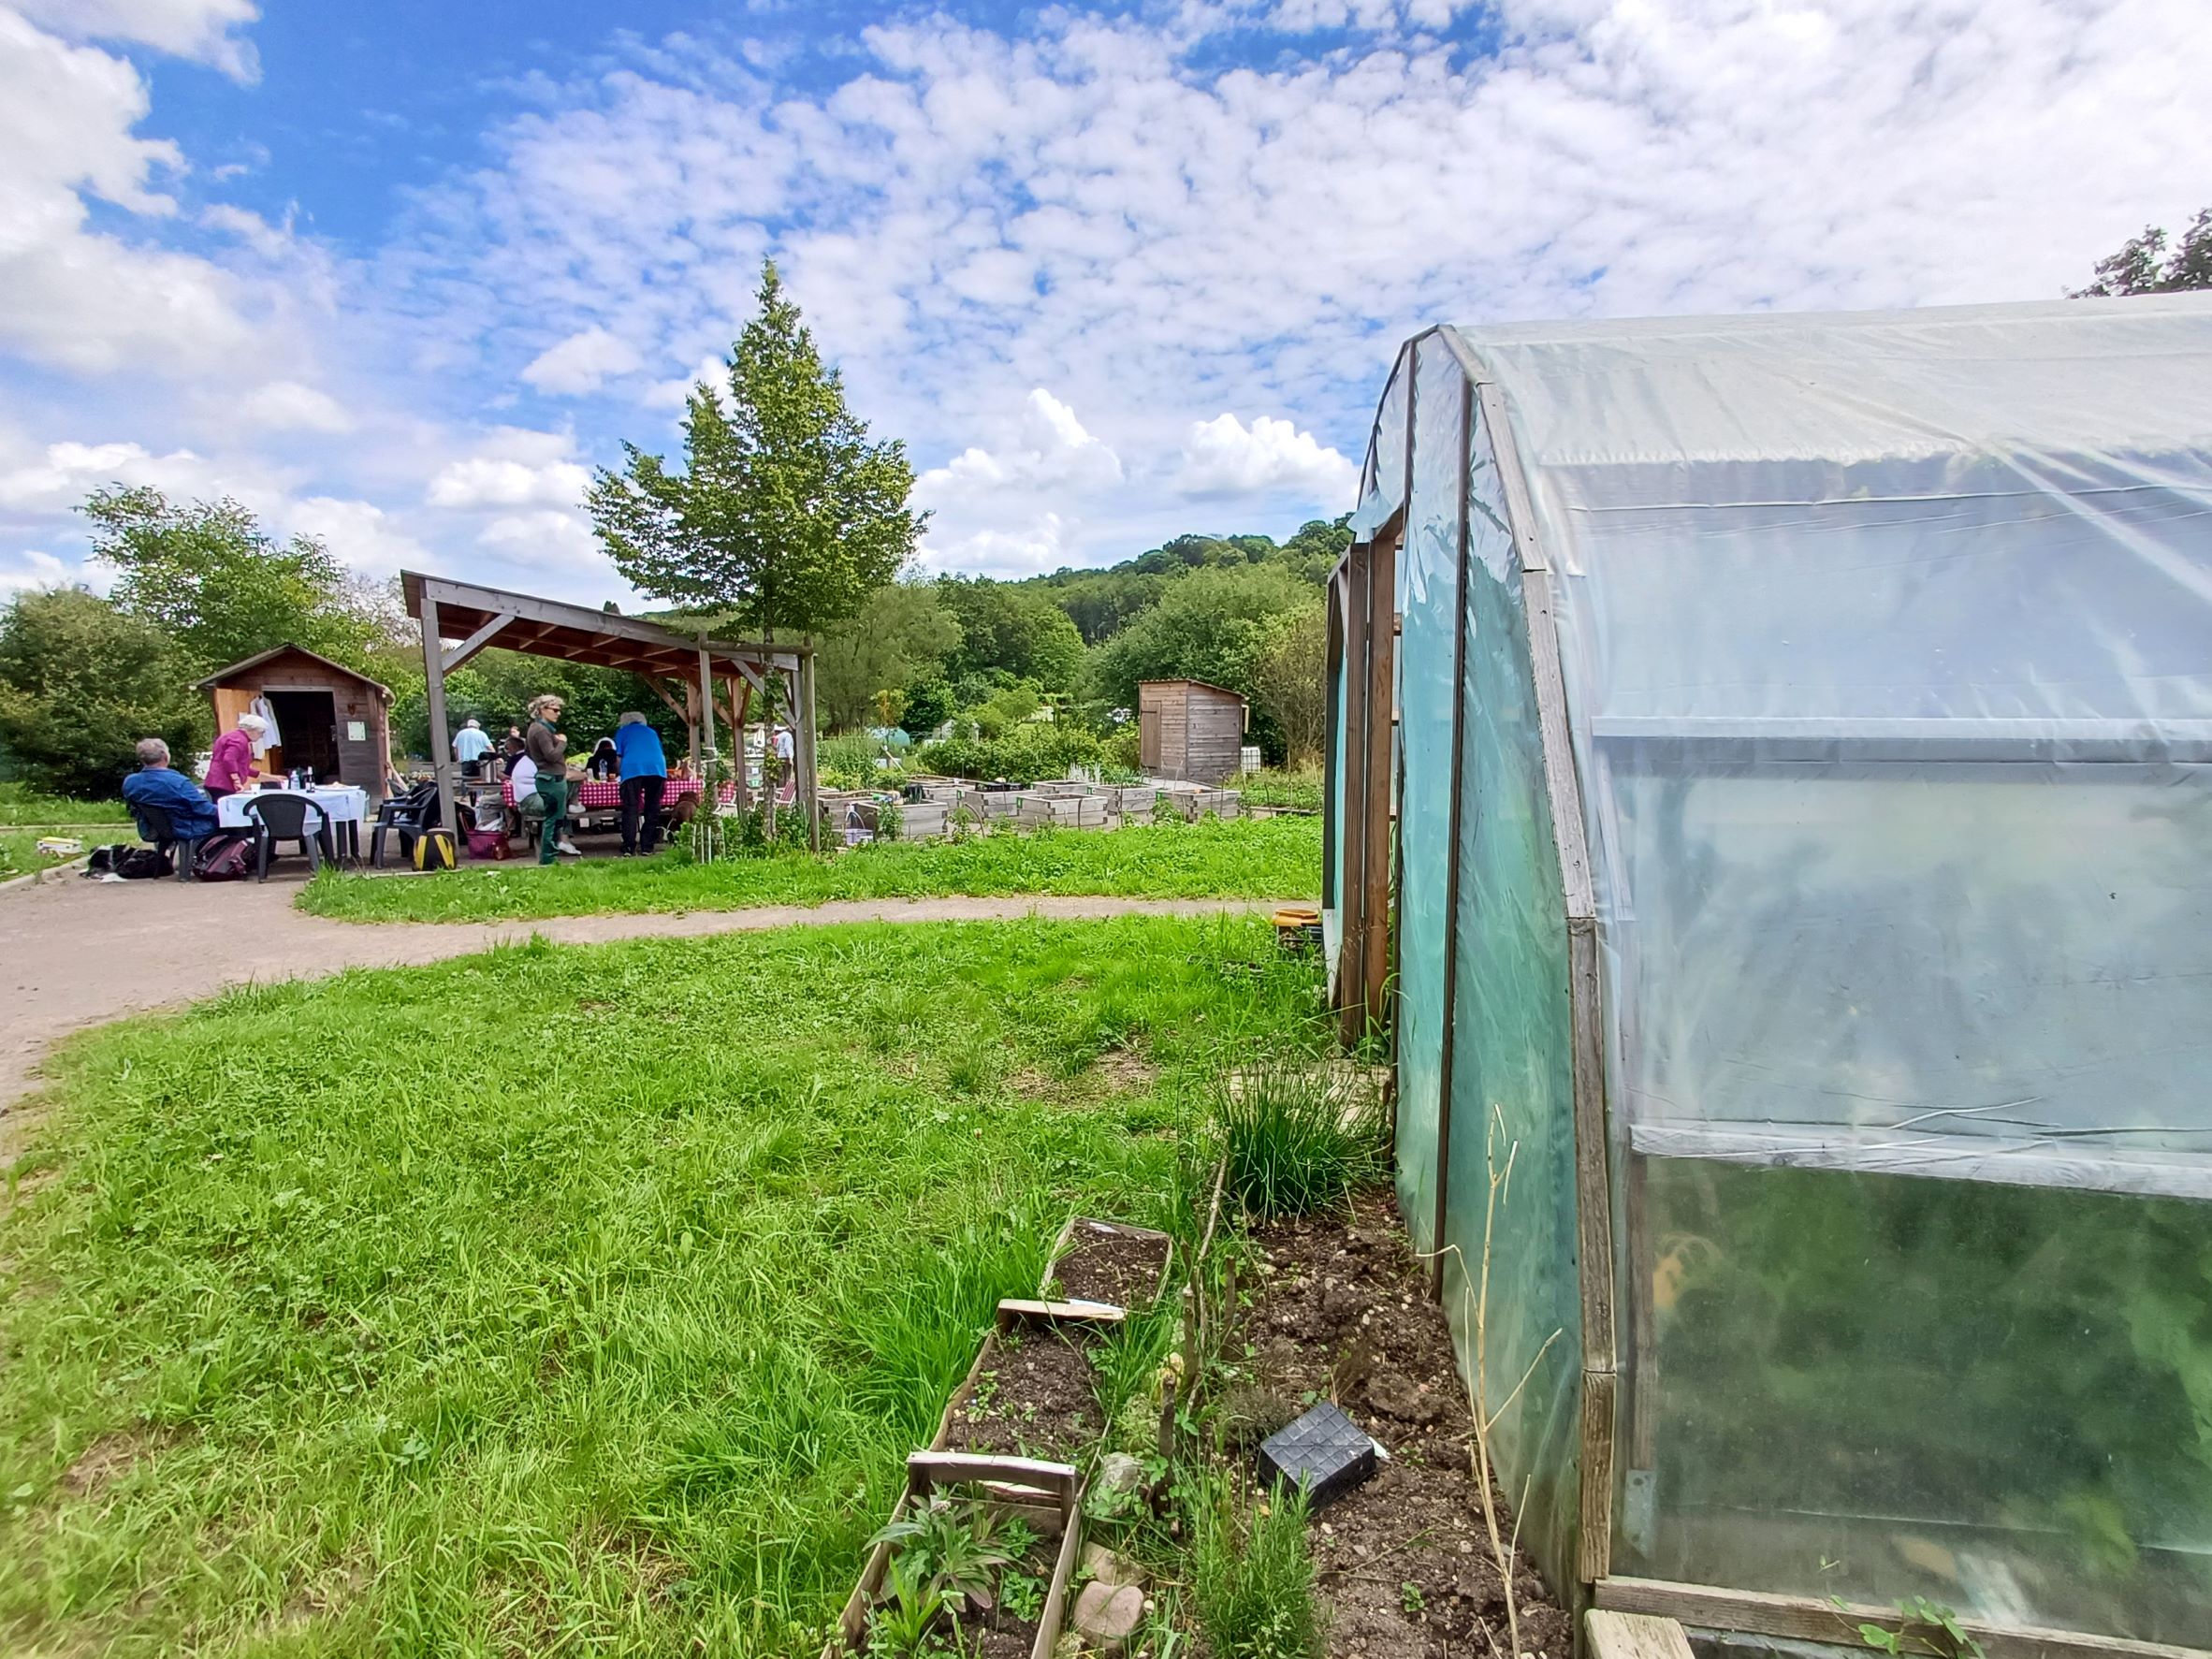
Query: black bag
[[194, 831, 255, 881], [89, 843, 172, 879]]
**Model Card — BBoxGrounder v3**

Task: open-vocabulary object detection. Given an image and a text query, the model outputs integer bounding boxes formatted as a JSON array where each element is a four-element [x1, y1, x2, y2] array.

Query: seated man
[[122, 737, 220, 850]]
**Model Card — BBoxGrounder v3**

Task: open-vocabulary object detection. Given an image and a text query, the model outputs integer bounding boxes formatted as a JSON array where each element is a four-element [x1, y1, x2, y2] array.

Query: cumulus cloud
[[0, 11, 260, 375], [479, 508, 606, 572], [426, 430, 592, 511], [284, 496, 431, 572], [1174, 413, 1359, 501], [918, 390, 1123, 499], [520, 326, 645, 396], [15, 0, 263, 80], [0, 439, 214, 510], [235, 381, 354, 433], [0, 549, 71, 595]]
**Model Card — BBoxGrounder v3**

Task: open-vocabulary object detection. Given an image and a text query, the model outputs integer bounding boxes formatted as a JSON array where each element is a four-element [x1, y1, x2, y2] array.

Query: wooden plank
[[439, 611, 514, 675], [906, 1450, 1079, 1504], [1429, 371, 1474, 1291], [1594, 1579, 2212, 1659], [994, 1297, 1127, 1327], [1586, 1609, 1695, 1659], [1358, 528, 1397, 1037], [1579, 1366, 1616, 1582], [1337, 539, 1373, 1042], [798, 649, 821, 851]]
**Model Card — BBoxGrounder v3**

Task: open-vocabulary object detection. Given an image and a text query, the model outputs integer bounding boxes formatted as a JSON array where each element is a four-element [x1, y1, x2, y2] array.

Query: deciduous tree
[[0, 588, 205, 797], [2073, 209, 2212, 297], [589, 261, 922, 641]]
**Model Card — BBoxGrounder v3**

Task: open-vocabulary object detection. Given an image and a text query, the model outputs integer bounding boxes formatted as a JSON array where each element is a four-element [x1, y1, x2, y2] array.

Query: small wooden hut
[[196, 644, 393, 793], [1137, 678, 1246, 782]]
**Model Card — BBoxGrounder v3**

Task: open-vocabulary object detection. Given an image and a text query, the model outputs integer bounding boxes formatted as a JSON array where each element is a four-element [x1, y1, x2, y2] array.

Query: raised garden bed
[[1234, 1188, 1573, 1659], [1045, 1217, 1172, 1313], [829, 1452, 1084, 1659]]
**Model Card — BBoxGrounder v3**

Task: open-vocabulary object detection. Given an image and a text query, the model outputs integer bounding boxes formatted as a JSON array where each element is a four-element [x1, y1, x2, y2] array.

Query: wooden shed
[[196, 644, 393, 794], [1137, 678, 1245, 782]]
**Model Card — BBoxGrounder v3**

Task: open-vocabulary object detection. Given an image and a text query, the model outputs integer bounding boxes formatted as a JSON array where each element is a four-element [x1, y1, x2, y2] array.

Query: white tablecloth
[[216, 787, 369, 830]]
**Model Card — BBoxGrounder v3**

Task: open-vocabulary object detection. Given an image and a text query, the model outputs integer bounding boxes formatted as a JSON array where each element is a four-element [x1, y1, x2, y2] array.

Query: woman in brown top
[[524, 694, 570, 864]]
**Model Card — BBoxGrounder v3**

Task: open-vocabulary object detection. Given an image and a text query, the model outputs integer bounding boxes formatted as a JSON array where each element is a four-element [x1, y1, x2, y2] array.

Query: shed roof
[[194, 642, 392, 698], [400, 571, 807, 683], [1139, 677, 1246, 702]]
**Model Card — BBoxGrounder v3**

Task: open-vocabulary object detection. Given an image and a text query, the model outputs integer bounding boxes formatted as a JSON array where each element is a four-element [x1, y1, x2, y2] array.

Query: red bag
[[193, 831, 255, 881]]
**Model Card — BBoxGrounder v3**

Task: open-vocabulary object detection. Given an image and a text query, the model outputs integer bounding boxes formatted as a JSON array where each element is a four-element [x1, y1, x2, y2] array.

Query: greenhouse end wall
[[1334, 298, 2212, 1653]]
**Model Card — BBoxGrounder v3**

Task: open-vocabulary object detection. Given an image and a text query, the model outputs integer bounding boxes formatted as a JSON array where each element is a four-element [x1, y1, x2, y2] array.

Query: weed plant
[[0, 781, 133, 826], [0, 916, 1327, 1655], [1188, 1467, 1324, 1659], [1217, 1061, 1387, 1218], [300, 814, 1321, 924]]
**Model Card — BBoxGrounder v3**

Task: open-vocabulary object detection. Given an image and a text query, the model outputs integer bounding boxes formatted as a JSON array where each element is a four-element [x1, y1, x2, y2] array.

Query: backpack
[[193, 831, 255, 882], [413, 829, 457, 871]]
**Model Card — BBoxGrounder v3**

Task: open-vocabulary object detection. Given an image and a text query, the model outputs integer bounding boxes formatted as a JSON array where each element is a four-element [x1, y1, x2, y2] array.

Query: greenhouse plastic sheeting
[[1447, 295, 2212, 1641], [1393, 335, 1467, 1254], [1352, 354, 1410, 537], [1435, 399, 1584, 1595]]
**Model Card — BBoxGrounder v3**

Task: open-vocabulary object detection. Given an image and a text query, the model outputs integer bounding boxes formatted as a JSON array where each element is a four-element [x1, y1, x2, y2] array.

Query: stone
[[1082, 1543, 1145, 1589], [1095, 1451, 1146, 1497], [1072, 1580, 1144, 1652]]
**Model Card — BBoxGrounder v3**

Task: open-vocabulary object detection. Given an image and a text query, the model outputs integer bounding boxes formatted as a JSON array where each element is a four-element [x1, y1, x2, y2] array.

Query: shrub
[[1217, 1061, 1385, 1218], [914, 722, 1105, 785]]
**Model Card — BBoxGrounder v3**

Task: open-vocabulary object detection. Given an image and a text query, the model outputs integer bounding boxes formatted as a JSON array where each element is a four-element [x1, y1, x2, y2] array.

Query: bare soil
[[951, 1329, 1101, 1464], [1240, 1188, 1572, 1659], [1049, 1222, 1170, 1310]]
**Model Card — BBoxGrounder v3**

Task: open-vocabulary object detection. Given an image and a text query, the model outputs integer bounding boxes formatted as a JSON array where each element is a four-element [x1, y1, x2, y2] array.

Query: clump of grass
[[1188, 1468, 1324, 1659], [1217, 1062, 1386, 1218]]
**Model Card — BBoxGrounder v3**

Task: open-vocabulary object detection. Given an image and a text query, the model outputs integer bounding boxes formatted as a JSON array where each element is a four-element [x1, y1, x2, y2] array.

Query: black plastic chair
[[242, 793, 331, 881], [369, 781, 440, 867], [132, 803, 205, 882]]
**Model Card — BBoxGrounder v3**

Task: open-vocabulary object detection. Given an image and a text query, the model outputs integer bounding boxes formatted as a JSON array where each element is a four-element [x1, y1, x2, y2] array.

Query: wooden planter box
[[1043, 1215, 1174, 1316], [825, 1452, 1084, 1659]]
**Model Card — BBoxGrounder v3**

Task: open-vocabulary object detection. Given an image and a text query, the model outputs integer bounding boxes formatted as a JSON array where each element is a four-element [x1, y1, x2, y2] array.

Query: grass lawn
[[1232, 766, 1323, 813], [0, 783, 133, 828], [0, 916, 1327, 1656], [298, 815, 1321, 924], [0, 828, 95, 880]]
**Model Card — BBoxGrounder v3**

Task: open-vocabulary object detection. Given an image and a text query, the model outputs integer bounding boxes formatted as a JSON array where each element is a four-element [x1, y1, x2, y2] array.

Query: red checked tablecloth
[[502, 778, 736, 808]]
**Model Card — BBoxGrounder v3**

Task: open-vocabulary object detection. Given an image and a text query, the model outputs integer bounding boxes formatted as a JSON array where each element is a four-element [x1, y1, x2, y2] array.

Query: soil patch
[[63, 1424, 179, 1496], [1049, 1222, 1169, 1310], [1089, 1047, 1158, 1093], [952, 1330, 1100, 1463], [1243, 1188, 1571, 1659]]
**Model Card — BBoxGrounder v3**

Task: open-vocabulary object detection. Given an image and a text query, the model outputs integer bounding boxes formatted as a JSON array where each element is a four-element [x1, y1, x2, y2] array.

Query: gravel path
[[0, 874, 1288, 1116]]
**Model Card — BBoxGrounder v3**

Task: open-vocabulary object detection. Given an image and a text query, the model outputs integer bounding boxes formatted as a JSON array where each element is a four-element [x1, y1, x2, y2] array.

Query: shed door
[[1139, 706, 1162, 771]]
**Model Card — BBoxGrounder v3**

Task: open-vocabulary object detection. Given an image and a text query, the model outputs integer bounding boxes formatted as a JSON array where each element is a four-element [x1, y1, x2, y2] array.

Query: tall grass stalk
[[1188, 1466, 1324, 1659]]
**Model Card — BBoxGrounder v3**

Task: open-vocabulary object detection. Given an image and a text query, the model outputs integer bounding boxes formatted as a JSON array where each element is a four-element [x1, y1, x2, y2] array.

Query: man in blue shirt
[[611, 711, 669, 855], [122, 737, 220, 848], [452, 717, 494, 778]]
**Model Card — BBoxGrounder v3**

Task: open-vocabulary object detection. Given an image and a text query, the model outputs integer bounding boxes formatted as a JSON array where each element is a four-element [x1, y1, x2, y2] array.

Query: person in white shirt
[[453, 718, 493, 779], [774, 724, 796, 800]]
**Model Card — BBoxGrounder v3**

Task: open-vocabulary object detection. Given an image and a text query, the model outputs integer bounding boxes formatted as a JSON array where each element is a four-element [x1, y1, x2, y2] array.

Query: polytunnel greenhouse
[[1320, 295, 2212, 1654]]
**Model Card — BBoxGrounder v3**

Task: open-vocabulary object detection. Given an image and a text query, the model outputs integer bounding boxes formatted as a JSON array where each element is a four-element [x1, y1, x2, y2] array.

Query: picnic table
[[499, 778, 736, 809], [216, 785, 370, 862]]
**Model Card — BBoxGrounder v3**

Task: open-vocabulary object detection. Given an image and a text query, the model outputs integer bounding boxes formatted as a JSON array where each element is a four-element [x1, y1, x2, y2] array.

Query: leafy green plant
[[1216, 1062, 1385, 1219], [1851, 1597, 1986, 1659], [1188, 1469, 1323, 1659], [1399, 1580, 1425, 1616], [868, 1496, 1019, 1617], [866, 1551, 951, 1657], [999, 1567, 1044, 1623]]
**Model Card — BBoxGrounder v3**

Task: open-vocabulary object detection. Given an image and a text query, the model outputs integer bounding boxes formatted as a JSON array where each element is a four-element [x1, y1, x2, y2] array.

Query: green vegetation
[[0, 588, 208, 798], [298, 816, 1320, 924], [1218, 1060, 1387, 1219], [1235, 767, 1323, 813], [1188, 1468, 1324, 1659], [912, 722, 1120, 785], [0, 782, 132, 826], [0, 916, 1330, 1655], [0, 828, 90, 879]]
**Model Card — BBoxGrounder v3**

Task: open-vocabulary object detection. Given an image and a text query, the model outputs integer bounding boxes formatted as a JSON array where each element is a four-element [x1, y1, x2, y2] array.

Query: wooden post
[[1359, 530, 1397, 1036], [797, 652, 821, 851], [1430, 374, 1476, 1294], [420, 591, 456, 840], [733, 680, 752, 814], [1336, 540, 1372, 1045], [697, 644, 717, 855]]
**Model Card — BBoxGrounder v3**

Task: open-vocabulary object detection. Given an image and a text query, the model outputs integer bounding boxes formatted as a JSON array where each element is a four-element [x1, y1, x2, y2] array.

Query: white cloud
[[14, 0, 262, 80], [426, 431, 592, 511], [0, 10, 261, 375], [0, 439, 214, 510], [0, 549, 71, 595], [917, 513, 1075, 580], [235, 381, 354, 433], [1173, 413, 1358, 501], [479, 509, 606, 572], [918, 389, 1123, 499], [283, 496, 430, 573], [520, 325, 645, 395]]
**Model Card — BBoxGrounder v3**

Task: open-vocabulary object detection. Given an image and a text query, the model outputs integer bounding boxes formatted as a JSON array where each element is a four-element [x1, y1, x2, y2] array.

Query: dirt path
[[0, 876, 1289, 1115]]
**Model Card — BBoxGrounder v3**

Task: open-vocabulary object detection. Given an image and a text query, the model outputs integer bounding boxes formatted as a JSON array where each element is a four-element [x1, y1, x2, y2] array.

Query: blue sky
[[2, 0, 2208, 604]]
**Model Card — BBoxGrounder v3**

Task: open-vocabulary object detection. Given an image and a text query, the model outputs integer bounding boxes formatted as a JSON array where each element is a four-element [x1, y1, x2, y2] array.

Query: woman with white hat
[[204, 711, 278, 801]]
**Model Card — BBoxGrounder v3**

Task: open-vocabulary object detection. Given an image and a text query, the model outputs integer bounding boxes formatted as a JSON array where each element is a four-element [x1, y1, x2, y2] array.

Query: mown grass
[[0, 782, 132, 828], [0, 916, 1329, 1656], [298, 815, 1321, 924], [1232, 768, 1323, 814], [0, 827, 94, 879]]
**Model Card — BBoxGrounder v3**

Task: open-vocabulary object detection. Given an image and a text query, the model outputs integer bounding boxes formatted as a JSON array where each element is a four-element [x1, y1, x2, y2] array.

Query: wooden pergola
[[400, 571, 819, 850]]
